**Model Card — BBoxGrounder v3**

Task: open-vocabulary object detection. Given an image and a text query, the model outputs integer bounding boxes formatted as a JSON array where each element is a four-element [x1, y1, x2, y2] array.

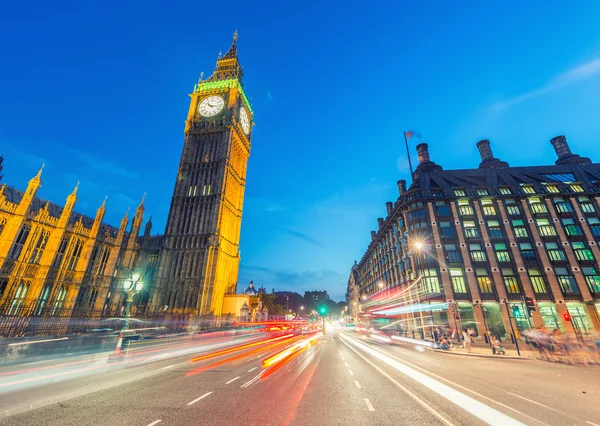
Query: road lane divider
[[226, 376, 240, 384], [187, 392, 212, 406], [364, 398, 375, 412], [355, 381, 361, 389], [340, 334, 525, 426], [146, 420, 162, 426]]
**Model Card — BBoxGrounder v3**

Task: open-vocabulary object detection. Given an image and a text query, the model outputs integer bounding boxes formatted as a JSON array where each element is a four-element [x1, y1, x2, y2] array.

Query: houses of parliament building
[[0, 34, 252, 335]]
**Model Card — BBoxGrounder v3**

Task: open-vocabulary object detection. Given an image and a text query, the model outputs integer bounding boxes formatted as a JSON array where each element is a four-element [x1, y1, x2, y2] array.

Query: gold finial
[[198, 71, 204, 83], [218, 50, 222, 58], [233, 30, 238, 41], [140, 192, 146, 206], [35, 163, 45, 179]]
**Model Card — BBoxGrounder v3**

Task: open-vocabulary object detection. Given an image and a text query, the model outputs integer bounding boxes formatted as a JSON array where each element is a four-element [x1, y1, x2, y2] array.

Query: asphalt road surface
[[0, 329, 598, 426]]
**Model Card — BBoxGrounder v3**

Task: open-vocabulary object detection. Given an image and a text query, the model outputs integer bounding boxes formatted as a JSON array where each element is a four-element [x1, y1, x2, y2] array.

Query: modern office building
[[352, 136, 600, 337]]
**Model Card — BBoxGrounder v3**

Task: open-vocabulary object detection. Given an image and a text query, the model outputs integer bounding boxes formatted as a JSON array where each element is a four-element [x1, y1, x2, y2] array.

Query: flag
[[405, 131, 414, 140]]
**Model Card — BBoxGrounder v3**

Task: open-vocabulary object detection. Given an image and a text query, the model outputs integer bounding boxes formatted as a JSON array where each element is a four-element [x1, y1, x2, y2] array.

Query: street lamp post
[[122, 273, 144, 331]]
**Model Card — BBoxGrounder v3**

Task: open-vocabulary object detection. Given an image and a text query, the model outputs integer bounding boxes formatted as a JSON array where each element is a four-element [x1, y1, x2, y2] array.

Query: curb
[[427, 348, 530, 360]]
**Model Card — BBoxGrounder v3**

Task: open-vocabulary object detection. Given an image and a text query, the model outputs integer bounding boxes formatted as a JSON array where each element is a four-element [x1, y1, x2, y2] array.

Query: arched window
[[52, 286, 67, 316], [87, 287, 98, 310], [35, 284, 52, 315], [8, 281, 30, 315]]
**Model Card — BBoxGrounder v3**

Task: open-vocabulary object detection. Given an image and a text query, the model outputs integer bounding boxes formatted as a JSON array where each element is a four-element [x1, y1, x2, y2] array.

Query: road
[[0, 329, 598, 426]]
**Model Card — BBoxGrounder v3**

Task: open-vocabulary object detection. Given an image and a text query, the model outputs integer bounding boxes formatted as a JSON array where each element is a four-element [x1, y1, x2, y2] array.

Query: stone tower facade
[[151, 33, 252, 316]]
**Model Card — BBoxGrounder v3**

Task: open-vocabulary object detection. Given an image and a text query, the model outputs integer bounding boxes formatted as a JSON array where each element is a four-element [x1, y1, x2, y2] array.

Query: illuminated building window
[[555, 267, 579, 294], [512, 219, 528, 238], [536, 218, 556, 237], [572, 242, 594, 261], [8, 281, 29, 315], [87, 287, 98, 309], [528, 197, 547, 214], [458, 200, 474, 216], [203, 185, 211, 195], [528, 269, 548, 294], [454, 189, 466, 196], [570, 184, 584, 193], [450, 268, 467, 294], [475, 268, 494, 293], [95, 247, 111, 275], [521, 185, 536, 194], [506, 205, 520, 215], [499, 187, 512, 195], [553, 197, 573, 213], [482, 201, 496, 216], [421, 268, 441, 294], [502, 269, 520, 293], [589, 218, 600, 237], [35, 284, 52, 315], [494, 243, 511, 262], [469, 244, 486, 262], [476, 188, 489, 196], [52, 286, 67, 315], [579, 197, 595, 214], [188, 186, 197, 196], [8, 225, 31, 260], [463, 221, 480, 238], [546, 242, 567, 261], [582, 267, 600, 294], [545, 184, 560, 193], [562, 218, 583, 236]]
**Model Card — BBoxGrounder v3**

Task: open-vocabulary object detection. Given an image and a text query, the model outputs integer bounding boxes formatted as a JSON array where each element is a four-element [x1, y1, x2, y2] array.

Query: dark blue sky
[[2, 2, 600, 300]]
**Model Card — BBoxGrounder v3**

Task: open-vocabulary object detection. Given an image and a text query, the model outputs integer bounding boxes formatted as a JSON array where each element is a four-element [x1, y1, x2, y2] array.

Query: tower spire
[[221, 30, 238, 60]]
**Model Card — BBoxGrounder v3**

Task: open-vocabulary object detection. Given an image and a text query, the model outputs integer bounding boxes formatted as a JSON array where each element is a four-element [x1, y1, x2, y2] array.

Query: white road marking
[[187, 392, 212, 405], [342, 337, 456, 426], [355, 381, 361, 389], [586, 422, 599, 426], [344, 362, 349, 367], [499, 388, 579, 418], [159, 365, 175, 371], [226, 376, 240, 384], [341, 334, 525, 426], [348, 370, 354, 376], [341, 356, 345, 360], [147, 421, 162, 426], [364, 398, 375, 411], [248, 367, 257, 372]]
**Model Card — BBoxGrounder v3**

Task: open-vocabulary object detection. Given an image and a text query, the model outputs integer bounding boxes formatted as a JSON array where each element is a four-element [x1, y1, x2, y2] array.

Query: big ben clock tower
[[153, 32, 252, 316]]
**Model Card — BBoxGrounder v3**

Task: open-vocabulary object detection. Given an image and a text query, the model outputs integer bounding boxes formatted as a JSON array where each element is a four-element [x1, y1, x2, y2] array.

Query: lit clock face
[[198, 96, 225, 117], [239, 107, 250, 134]]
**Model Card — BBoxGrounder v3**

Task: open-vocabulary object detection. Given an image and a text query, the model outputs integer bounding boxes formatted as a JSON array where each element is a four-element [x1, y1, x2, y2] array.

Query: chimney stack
[[397, 180, 407, 196], [371, 231, 377, 241], [416, 143, 430, 164], [477, 140, 493, 161], [476, 139, 509, 169], [377, 217, 384, 229], [385, 202, 393, 216], [550, 135, 591, 165]]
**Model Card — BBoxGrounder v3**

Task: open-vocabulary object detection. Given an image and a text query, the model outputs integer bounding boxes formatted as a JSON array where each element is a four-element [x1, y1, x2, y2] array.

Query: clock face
[[239, 107, 250, 134], [198, 96, 225, 117]]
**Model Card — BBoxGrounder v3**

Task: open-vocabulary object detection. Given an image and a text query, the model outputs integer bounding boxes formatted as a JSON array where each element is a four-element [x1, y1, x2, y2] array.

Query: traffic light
[[563, 312, 572, 322], [511, 305, 521, 317], [524, 297, 536, 317], [318, 305, 328, 316]]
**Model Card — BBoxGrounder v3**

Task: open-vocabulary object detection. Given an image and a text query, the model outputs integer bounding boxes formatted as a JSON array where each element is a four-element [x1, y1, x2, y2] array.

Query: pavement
[[0, 329, 598, 426]]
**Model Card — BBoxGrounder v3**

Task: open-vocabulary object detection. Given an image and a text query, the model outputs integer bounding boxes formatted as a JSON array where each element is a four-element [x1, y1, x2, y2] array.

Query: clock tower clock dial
[[198, 95, 225, 117], [239, 106, 250, 134]]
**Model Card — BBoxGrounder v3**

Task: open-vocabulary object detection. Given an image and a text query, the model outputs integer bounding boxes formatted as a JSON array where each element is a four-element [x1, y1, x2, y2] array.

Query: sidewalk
[[427, 342, 534, 360]]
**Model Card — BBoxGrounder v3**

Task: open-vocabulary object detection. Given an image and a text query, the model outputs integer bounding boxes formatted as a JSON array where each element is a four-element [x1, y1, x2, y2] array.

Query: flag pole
[[404, 131, 414, 181]]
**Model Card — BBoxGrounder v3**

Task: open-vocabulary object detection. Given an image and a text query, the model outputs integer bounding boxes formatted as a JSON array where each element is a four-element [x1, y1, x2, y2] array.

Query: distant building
[[346, 261, 360, 319], [352, 136, 600, 337]]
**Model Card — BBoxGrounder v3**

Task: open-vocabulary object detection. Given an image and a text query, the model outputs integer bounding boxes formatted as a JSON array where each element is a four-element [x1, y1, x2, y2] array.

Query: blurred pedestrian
[[462, 328, 472, 353]]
